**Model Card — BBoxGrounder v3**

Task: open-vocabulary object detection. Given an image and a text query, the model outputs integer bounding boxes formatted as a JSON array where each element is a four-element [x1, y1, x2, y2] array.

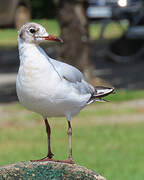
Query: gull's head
[[18, 22, 63, 44]]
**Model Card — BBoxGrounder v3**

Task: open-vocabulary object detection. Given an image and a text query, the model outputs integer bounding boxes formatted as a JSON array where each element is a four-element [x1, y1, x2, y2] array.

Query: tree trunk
[[56, 0, 94, 81]]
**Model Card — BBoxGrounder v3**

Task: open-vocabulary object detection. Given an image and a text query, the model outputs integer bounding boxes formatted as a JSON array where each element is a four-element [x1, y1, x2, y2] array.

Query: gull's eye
[[29, 28, 36, 34]]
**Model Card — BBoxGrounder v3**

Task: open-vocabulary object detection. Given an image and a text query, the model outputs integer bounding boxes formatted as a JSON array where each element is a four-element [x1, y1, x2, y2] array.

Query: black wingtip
[[93, 86, 115, 98]]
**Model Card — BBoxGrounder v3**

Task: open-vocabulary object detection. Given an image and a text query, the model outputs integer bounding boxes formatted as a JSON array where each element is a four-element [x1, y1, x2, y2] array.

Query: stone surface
[[0, 161, 106, 180]]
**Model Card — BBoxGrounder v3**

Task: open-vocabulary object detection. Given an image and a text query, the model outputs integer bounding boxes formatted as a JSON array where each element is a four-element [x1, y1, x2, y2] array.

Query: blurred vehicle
[[87, 0, 112, 19], [107, 0, 144, 63], [87, 0, 144, 63], [0, 0, 30, 28], [87, 0, 142, 20]]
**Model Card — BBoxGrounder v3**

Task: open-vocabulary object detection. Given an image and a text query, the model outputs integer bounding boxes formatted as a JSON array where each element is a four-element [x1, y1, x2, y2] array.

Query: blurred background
[[0, 0, 144, 180]]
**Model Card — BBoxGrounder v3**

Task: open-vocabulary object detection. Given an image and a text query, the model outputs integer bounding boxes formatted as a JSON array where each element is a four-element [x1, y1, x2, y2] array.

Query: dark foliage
[[30, 0, 57, 19]]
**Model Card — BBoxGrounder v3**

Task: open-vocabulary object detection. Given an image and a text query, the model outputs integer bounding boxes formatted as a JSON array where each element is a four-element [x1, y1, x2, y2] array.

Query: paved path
[[0, 73, 16, 85]]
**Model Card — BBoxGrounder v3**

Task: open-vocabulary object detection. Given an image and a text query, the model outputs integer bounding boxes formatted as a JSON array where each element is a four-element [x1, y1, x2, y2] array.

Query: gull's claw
[[31, 157, 55, 162], [31, 157, 75, 164], [58, 159, 75, 164]]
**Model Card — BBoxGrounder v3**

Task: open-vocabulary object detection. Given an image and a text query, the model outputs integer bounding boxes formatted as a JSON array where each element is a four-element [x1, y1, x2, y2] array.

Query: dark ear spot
[[36, 27, 40, 33], [19, 29, 24, 39]]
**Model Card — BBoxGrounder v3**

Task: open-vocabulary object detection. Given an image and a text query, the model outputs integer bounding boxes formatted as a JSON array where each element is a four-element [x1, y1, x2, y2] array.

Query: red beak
[[44, 35, 63, 43]]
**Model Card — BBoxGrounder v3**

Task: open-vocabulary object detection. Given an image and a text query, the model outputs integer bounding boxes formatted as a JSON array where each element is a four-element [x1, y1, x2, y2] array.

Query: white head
[[18, 22, 63, 44]]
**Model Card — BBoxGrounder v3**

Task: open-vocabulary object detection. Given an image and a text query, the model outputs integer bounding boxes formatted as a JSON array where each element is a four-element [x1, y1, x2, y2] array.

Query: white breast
[[17, 39, 90, 118]]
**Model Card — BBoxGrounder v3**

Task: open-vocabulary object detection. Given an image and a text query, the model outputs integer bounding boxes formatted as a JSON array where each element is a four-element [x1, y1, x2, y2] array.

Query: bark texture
[[0, 161, 106, 180], [57, 0, 94, 81]]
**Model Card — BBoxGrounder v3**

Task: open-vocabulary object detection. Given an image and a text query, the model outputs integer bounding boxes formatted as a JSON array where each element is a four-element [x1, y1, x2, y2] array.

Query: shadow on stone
[[0, 161, 106, 180]]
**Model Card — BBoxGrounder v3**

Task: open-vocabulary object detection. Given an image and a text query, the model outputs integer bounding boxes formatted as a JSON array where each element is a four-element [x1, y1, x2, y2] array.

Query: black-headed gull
[[16, 22, 114, 164]]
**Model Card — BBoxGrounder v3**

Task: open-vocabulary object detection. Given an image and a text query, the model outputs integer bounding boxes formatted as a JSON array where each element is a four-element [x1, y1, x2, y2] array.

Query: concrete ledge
[[0, 161, 106, 180]]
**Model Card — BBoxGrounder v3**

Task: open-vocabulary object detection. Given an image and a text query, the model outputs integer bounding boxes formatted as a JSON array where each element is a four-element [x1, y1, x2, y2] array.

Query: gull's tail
[[87, 86, 115, 105]]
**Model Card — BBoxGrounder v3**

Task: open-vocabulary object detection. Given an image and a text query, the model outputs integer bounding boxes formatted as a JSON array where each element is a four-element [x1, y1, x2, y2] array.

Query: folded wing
[[49, 57, 114, 103]]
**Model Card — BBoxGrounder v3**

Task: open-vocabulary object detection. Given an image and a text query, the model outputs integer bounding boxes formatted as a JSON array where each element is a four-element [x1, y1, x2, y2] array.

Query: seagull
[[16, 22, 114, 164]]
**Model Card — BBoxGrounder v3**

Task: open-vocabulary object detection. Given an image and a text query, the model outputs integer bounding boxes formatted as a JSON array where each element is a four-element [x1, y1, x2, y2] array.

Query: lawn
[[0, 91, 144, 180], [0, 19, 124, 48]]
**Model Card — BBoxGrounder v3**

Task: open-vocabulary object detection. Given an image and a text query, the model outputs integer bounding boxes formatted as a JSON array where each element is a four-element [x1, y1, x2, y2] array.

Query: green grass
[[89, 21, 125, 40], [1, 89, 144, 180], [0, 19, 124, 48], [1, 120, 144, 180], [106, 89, 144, 102], [0, 29, 18, 48]]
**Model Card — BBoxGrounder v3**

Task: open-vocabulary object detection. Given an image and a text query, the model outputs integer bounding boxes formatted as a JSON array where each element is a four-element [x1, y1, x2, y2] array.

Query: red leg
[[31, 118, 54, 162], [44, 118, 54, 159], [63, 120, 74, 164], [31, 118, 74, 164]]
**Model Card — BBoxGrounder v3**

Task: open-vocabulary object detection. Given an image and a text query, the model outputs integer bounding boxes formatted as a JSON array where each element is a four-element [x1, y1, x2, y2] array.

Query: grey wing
[[48, 58, 114, 102], [52, 58, 83, 82], [50, 58, 95, 95]]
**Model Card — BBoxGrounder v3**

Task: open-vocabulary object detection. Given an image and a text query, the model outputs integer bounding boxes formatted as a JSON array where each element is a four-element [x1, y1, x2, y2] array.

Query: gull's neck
[[17, 37, 58, 75], [18, 38, 39, 60], [18, 37, 53, 69], [17, 37, 63, 82]]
